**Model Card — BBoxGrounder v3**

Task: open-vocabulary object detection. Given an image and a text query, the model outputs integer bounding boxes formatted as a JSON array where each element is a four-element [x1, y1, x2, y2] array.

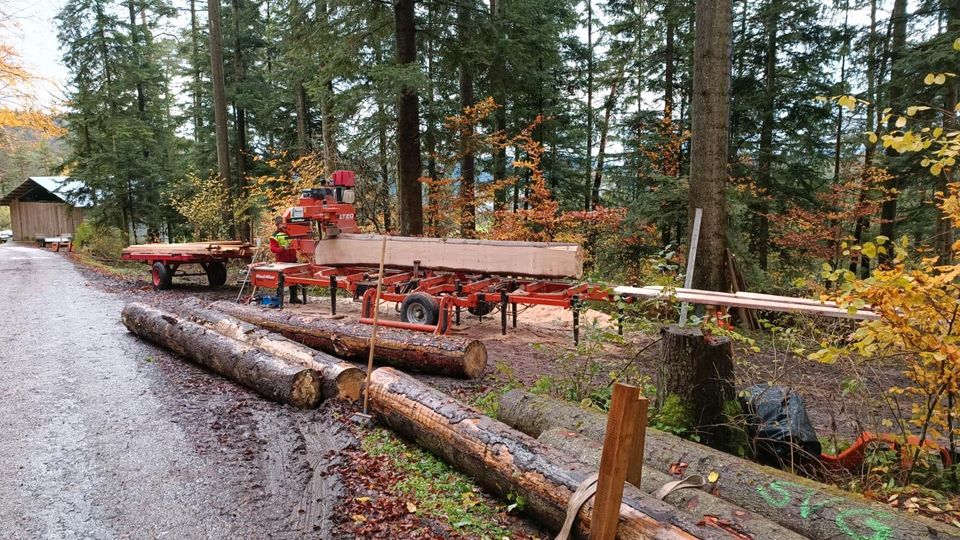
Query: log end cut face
[[462, 341, 488, 379]]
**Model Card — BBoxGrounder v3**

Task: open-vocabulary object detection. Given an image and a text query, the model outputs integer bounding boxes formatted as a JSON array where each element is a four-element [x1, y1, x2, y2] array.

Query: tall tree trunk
[[752, 3, 776, 271], [375, 40, 392, 232], [190, 0, 202, 144], [591, 67, 623, 207], [688, 0, 733, 293], [879, 0, 907, 265], [394, 0, 424, 236], [936, 0, 960, 262], [852, 0, 878, 277], [423, 9, 439, 232], [459, 0, 476, 237], [290, 0, 309, 155], [231, 0, 249, 239], [208, 0, 232, 228], [584, 0, 594, 211], [490, 0, 507, 212], [315, 1, 336, 172]]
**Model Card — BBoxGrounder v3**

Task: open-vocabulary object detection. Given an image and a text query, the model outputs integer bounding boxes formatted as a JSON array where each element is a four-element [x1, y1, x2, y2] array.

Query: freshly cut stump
[[538, 428, 806, 540], [367, 367, 725, 540], [497, 390, 958, 540], [211, 301, 487, 379], [121, 302, 321, 408], [171, 298, 363, 401]]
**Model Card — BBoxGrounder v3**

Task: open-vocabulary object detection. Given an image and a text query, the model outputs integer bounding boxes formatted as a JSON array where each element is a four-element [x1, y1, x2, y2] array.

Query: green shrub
[[85, 226, 126, 261], [73, 222, 94, 248]]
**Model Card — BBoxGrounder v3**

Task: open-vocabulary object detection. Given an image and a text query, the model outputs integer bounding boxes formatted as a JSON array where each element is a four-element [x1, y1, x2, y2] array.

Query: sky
[[4, 0, 66, 108]]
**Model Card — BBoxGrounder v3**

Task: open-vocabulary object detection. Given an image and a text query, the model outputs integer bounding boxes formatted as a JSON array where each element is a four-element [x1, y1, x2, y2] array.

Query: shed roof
[[0, 176, 91, 207]]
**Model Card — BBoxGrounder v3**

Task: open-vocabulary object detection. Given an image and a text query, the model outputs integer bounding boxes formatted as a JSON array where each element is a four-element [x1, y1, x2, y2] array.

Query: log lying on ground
[[211, 301, 487, 379], [538, 428, 806, 540], [121, 302, 321, 408], [169, 298, 363, 401], [315, 233, 584, 279], [367, 367, 724, 539], [498, 390, 958, 540]]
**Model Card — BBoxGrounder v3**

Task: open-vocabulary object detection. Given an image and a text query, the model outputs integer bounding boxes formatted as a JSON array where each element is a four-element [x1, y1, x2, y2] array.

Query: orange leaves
[[0, 27, 62, 139]]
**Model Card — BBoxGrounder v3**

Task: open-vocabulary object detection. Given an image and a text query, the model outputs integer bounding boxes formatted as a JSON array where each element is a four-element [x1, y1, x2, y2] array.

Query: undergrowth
[[362, 427, 514, 539]]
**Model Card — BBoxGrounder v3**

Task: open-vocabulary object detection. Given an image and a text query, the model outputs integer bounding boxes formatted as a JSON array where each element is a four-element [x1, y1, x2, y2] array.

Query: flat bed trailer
[[122, 241, 253, 290]]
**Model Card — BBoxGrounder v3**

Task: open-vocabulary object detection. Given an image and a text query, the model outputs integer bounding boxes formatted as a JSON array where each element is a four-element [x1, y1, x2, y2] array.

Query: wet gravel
[[0, 245, 351, 539]]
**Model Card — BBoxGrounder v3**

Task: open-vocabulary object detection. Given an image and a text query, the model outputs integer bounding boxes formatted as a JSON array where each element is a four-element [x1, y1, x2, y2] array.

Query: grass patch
[[362, 427, 513, 539], [72, 251, 142, 278]]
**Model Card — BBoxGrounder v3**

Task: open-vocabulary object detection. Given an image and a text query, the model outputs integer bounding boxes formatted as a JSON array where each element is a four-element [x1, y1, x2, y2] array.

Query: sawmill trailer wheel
[[400, 292, 441, 326]]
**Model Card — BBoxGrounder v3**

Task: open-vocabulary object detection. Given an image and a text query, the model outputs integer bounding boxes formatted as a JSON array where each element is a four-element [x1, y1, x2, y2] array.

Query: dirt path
[[0, 244, 349, 539]]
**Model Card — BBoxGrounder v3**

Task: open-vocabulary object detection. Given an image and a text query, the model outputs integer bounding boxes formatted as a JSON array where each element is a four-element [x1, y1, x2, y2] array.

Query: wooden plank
[[314, 233, 584, 279], [590, 383, 644, 540], [613, 285, 878, 320]]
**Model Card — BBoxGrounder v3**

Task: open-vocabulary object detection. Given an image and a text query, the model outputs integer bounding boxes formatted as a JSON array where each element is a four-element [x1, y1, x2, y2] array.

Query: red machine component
[[251, 170, 622, 341]]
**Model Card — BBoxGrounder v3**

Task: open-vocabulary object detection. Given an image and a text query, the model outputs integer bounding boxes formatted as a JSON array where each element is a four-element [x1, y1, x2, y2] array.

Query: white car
[[0, 230, 12, 243]]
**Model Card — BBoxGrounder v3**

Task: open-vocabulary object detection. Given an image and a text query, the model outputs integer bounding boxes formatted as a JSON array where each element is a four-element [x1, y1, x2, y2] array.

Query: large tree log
[[169, 299, 363, 401], [314, 233, 584, 278], [538, 428, 805, 540], [498, 390, 958, 540], [367, 367, 724, 540], [121, 303, 321, 408], [656, 325, 736, 449], [211, 301, 487, 379]]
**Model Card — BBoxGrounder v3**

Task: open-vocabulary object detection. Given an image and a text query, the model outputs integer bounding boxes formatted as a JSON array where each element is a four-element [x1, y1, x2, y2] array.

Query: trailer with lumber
[[122, 241, 253, 290]]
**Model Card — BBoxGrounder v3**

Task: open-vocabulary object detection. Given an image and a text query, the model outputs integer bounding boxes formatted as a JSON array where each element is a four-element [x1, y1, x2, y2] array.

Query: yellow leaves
[[837, 95, 858, 110], [895, 116, 907, 128], [906, 106, 929, 116], [866, 131, 878, 144], [924, 72, 954, 85], [406, 501, 418, 513]]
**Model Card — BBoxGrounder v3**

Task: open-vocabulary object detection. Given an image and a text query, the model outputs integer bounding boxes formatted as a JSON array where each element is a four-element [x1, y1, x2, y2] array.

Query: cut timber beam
[[314, 234, 584, 279], [498, 390, 958, 540], [614, 285, 878, 320], [121, 303, 321, 408], [367, 367, 724, 539]]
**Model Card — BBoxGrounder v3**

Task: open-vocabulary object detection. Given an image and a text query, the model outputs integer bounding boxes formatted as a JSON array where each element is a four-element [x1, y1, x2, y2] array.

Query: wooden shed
[[0, 177, 89, 242]]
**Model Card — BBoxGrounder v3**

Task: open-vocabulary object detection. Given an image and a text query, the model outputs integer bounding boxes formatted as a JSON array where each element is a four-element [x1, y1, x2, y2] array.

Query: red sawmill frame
[[247, 262, 620, 342]]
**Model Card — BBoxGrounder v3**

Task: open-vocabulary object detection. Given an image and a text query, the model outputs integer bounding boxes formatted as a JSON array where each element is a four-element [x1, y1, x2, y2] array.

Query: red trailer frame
[[248, 262, 623, 342], [123, 249, 253, 290]]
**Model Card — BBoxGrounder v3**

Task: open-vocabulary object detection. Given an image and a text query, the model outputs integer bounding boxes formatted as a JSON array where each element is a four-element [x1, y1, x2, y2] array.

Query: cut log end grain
[[462, 341, 487, 379], [121, 302, 322, 408]]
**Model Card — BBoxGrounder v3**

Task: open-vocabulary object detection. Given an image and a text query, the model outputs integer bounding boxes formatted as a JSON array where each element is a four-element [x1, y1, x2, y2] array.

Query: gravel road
[[0, 245, 350, 539]]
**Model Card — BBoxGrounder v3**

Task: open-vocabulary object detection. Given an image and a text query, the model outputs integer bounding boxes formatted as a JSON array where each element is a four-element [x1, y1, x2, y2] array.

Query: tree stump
[[656, 324, 735, 448]]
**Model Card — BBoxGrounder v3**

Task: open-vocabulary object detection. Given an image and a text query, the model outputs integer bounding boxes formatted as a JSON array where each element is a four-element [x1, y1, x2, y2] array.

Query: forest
[[2, 0, 960, 534], [2, 0, 953, 290]]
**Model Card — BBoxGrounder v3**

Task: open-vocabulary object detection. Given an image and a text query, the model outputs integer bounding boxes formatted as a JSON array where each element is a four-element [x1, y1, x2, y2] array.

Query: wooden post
[[589, 383, 646, 540], [362, 236, 388, 415], [626, 397, 649, 488]]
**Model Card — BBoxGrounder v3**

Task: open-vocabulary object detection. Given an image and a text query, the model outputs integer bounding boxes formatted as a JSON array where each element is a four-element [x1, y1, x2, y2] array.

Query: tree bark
[[121, 303, 321, 408], [851, 0, 878, 277], [208, 0, 232, 226], [688, 0, 732, 293], [210, 301, 487, 378], [538, 428, 806, 540], [368, 367, 721, 539], [935, 0, 960, 262], [170, 299, 363, 401], [231, 0, 249, 240], [394, 0, 423, 236], [752, 3, 776, 270], [879, 0, 908, 265], [497, 390, 955, 540], [584, 0, 594, 211], [458, 0, 476, 237], [657, 324, 735, 449], [490, 0, 507, 212]]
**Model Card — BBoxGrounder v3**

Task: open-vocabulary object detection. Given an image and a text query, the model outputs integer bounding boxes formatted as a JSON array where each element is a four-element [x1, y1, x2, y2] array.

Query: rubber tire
[[400, 292, 440, 327], [152, 262, 173, 290], [206, 262, 228, 288]]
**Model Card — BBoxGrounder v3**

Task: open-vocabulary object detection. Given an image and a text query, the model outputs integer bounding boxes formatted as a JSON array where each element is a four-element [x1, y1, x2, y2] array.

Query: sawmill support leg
[[573, 296, 580, 345], [330, 275, 337, 315], [500, 291, 508, 336]]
